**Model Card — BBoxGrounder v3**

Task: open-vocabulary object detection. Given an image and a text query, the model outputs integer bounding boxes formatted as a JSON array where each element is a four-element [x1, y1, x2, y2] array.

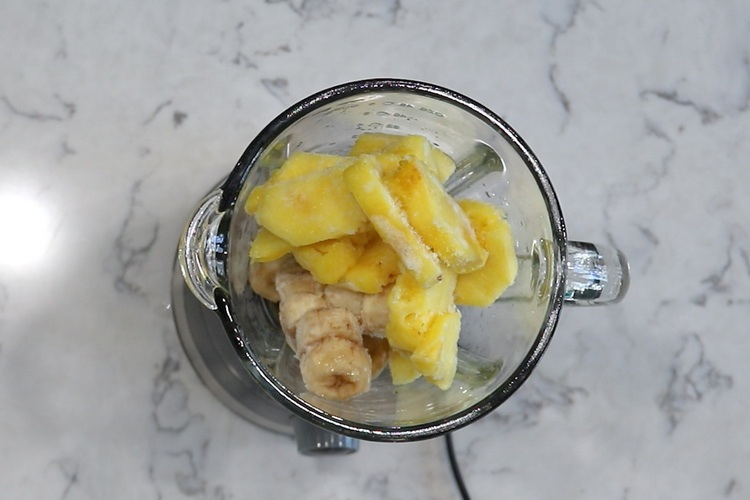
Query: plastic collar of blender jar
[[212, 78, 568, 441]]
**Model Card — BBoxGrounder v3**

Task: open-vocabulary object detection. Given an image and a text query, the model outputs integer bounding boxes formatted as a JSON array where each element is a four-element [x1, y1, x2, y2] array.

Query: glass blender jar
[[172, 79, 629, 454]]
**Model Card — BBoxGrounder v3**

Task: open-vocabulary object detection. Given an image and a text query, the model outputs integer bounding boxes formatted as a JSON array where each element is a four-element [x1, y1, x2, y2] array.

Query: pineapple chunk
[[245, 185, 266, 214], [292, 232, 370, 285], [454, 199, 518, 307], [429, 147, 458, 185], [245, 152, 345, 214], [255, 163, 369, 246], [389, 349, 422, 385], [411, 310, 461, 390], [343, 156, 443, 287], [340, 237, 400, 294], [382, 157, 487, 274], [386, 267, 457, 352], [349, 133, 456, 182], [249, 227, 293, 263], [381, 134, 456, 183], [349, 132, 396, 156], [271, 151, 347, 182]]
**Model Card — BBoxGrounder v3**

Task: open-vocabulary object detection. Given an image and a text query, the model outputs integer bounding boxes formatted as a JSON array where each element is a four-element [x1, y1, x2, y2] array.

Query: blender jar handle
[[178, 189, 227, 310], [563, 241, 630, 305]]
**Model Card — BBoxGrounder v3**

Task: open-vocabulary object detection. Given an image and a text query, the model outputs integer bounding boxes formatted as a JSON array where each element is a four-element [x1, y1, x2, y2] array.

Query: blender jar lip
[[214, 78, 567, 441]]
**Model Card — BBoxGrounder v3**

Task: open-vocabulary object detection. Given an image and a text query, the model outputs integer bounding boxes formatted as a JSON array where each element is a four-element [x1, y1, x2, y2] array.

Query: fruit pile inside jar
[[246, 133, 517, 401]]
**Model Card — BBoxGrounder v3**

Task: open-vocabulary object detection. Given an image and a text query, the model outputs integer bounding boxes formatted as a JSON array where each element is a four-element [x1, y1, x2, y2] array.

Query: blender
[[170, 79, 629, 455]]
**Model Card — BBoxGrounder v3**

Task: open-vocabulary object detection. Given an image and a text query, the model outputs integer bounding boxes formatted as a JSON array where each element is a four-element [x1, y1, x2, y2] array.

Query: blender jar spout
[[178, 189, 227, 310]]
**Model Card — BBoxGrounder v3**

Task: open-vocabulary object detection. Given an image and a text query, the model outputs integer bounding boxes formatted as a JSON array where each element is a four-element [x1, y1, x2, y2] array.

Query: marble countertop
[[2, 1, 749, 498]]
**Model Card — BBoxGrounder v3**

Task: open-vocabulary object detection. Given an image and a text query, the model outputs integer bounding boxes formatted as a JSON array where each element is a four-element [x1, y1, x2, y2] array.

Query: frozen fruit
[[245, 133, 518, 398], [389, 349, 422, 385], [349, 133, 456, 182], [411, 310, 461, 390], [340, 237, 401, 294], [292, 232, 370, 285], [382, 157, 487, 274], [249, 227, 293, 263], [454, 199, 518, 307], [385, 267, 457, 353], [343, 155, 443, 287], [255, 162, 369, 246]]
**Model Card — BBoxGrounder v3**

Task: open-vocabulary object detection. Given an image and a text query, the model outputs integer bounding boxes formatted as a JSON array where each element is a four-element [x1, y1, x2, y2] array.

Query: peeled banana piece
[[299, 336, 372, 401], [296, 308, 372, 401], [252, 256, 390, 400]]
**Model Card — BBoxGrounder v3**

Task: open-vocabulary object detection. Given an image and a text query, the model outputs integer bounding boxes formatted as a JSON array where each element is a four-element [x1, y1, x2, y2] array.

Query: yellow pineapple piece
[[382, 157, 487, 273], [340, 237, 401, 294], [349, 132, 396, 156], [245, 152, 345, 214], [367, 152, 402, 176], [382, 134, 456, 183], [389, 349, 422, 385], [411, 310, 461, 390], [349, 133, 456, 182], [428, 147, 458, 185], [292, 232, 370, 285], [245, 185, 266, 214], [343, 156, 443, 287], [385, 267, 457, 353], [454, 199, 518, 307], [348, 133, 395, 155], [255, 163, 369, 246], [272, 152, 347, 182], [249, 227, 293, 263]]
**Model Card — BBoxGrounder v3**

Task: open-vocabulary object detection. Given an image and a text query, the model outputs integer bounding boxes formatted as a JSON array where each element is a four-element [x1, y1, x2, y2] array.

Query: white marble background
[[1, 1, 749, 498]]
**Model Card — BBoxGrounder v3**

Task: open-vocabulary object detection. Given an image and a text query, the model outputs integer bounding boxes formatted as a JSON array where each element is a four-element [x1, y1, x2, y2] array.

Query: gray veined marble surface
[[1, 1, 749, 499]]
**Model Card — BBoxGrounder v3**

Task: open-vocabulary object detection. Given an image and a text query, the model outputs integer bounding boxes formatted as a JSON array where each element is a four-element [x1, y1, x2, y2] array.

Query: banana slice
[[361, 287, 390, 336], [248, 259, 283, 302], [323, 285, 364, 317], [363, 334, 390, 379], [299, 336, 372, 401], [295, 308, 363, 353], [278, 294, 327, 348], [275, 257, 322, 296], [276, 258, 326, 346]]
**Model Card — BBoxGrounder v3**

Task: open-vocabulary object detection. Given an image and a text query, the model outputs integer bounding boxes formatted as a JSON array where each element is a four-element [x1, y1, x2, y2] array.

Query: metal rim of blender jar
[[213, 78, 567, 442]]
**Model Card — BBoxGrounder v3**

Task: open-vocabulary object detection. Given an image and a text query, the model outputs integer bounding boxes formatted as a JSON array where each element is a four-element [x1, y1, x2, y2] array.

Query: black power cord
[[445, 432, 472, 500]]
